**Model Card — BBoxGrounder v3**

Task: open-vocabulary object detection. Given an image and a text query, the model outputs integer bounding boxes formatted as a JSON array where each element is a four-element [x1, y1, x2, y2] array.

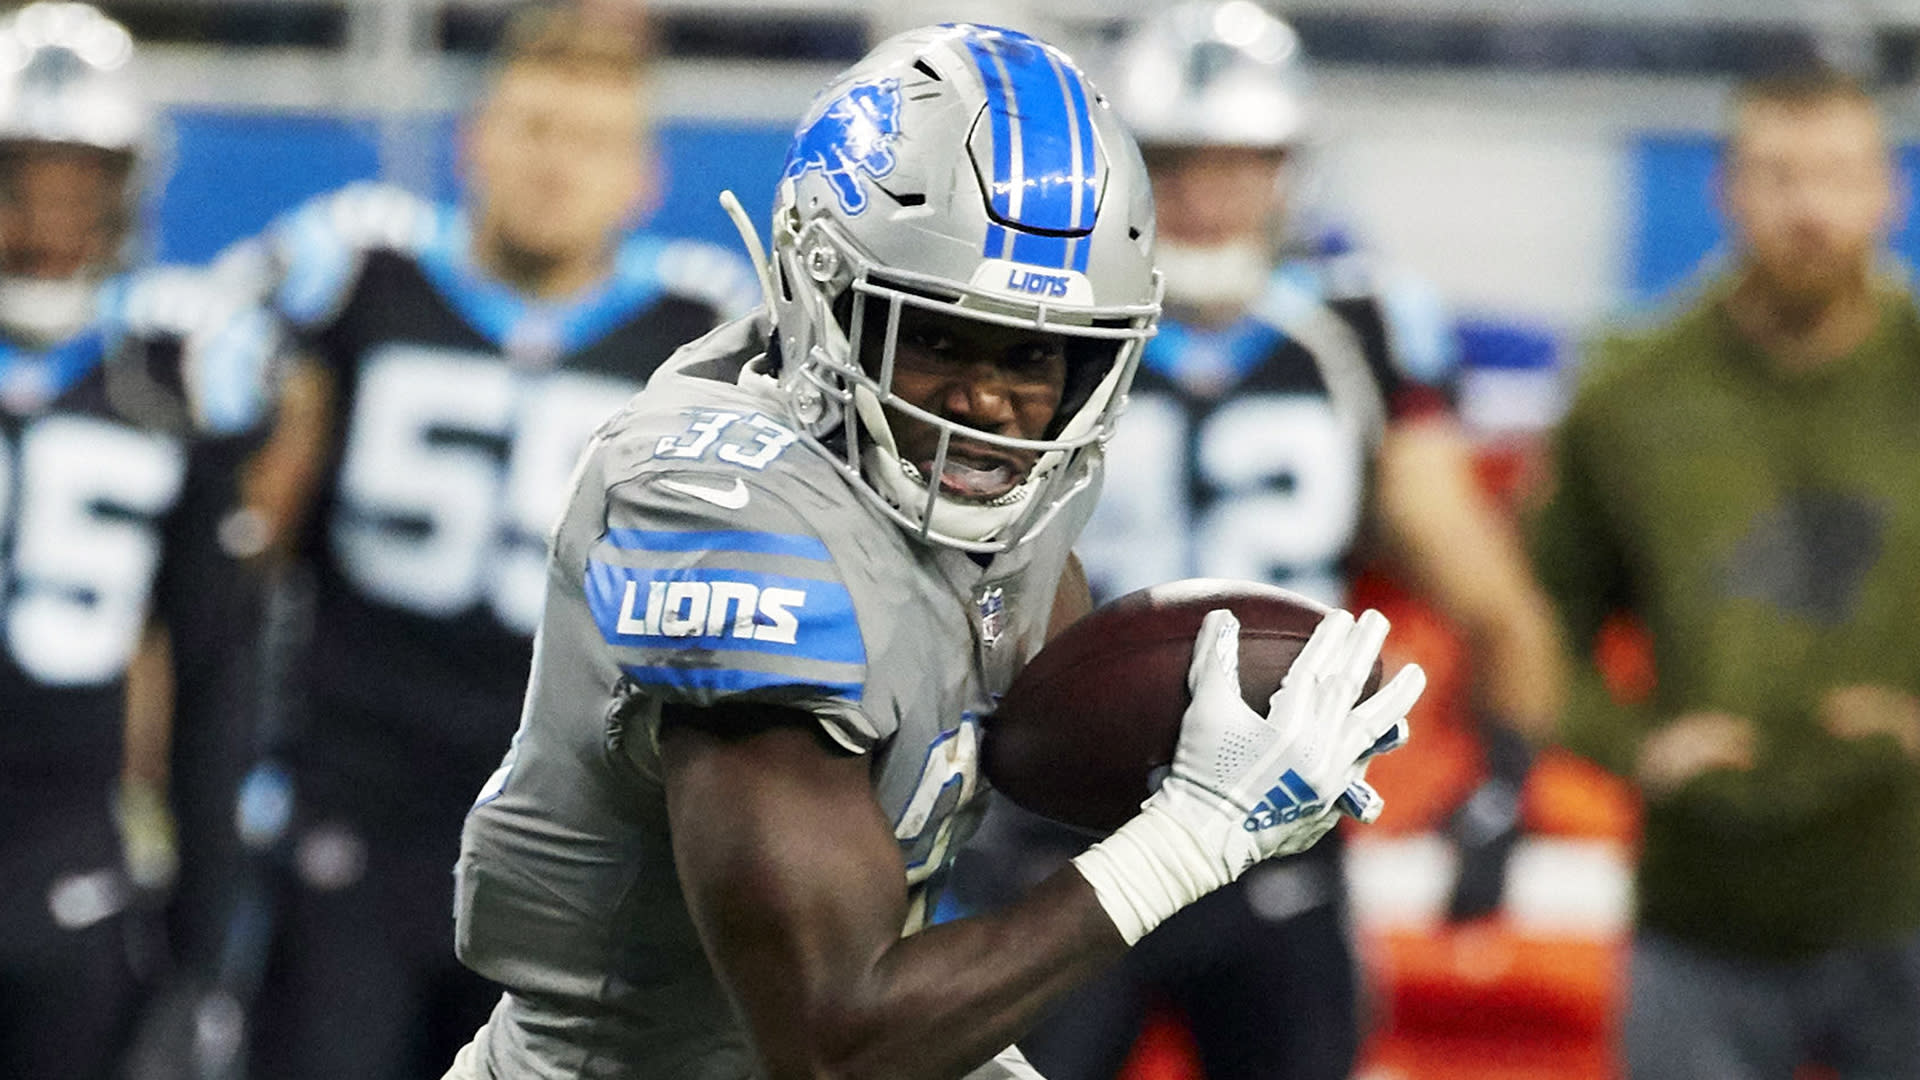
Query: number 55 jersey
[[234, 183, 755, 823]]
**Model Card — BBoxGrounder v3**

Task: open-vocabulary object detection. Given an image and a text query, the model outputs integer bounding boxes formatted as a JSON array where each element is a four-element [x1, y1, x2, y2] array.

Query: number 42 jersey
[[1076, 259, 1456, 606], [455, 316, 1088, 1079]]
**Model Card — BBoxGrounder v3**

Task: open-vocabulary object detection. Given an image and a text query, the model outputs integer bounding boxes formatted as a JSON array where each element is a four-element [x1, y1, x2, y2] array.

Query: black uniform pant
[[248, 817, 500, 1080], [1018, 848, 1358, 1080], [0, 810, 141, 1080], [953, 797, 1360, 1080]]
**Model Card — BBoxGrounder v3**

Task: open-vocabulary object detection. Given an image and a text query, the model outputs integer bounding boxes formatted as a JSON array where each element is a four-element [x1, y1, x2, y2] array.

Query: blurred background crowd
[[6, 0, 1920, 1078]]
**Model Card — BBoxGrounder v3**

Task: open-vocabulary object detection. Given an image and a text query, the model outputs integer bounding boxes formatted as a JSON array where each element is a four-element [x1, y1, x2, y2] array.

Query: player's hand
[[1072, 607, 1423, 945], [116, 778, 179, 892], [1158, 607, 1424, 874], [1821, 684, 1920, 758], [1635, 711, 1754, 798]]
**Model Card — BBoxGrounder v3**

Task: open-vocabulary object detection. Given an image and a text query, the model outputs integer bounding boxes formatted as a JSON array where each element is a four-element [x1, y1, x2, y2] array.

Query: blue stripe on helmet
[[1059, 55, 1098, 232], [964, 33, 1017, 225], [961, 26, 1096, 236], [984, 222, 1010, 262], [1008, 231, 1072, 270]]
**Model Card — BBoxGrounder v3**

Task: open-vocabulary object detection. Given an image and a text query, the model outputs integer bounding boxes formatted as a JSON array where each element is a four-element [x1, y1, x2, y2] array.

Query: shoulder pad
[[1268, 255, 1460, 388], [112, 266, 283, 436], [587, 468, 880, 751], [1371, 267, 1459, 387], [248, 181, 440, 329], [635, 236, 762, 320]]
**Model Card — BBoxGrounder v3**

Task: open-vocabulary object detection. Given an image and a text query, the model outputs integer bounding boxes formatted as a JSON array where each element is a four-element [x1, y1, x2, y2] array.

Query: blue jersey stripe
[[1143, 317, 1288, 388], [274, 207, 358, 327], [604, 528, 832, 562], [587, 562, 866, 666], [621, 663, 865, 703]]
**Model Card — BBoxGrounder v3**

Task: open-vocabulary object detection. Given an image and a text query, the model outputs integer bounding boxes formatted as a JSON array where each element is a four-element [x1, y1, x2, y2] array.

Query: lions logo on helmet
[[764, 23, 1161, 554], [782, 78, 903, 216]]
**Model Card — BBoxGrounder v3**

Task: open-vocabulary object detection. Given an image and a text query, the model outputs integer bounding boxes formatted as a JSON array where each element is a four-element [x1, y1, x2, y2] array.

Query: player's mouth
[[917, 445, 1033, 502]]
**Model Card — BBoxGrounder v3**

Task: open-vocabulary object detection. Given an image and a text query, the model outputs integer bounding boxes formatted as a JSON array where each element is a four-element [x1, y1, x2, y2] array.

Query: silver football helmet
[[1108, 1, 1311, 151], [0, 2, 149, 343], [1107, 2, 1312, 312], [765, 23, 1160, 554]]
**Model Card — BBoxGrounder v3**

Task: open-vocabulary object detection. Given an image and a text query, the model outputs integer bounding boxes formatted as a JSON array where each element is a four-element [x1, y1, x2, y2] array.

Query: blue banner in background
[[146, 107, 1576, 426], [153, 110, 383, 264], [1627, 134, 1920, 308], [147, 113, 1920, 374], [152, 108, 793, 265]]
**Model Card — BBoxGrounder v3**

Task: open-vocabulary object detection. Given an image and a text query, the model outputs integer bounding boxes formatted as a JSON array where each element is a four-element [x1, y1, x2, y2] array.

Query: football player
[[952, 6, 1569, 1080], [216, 7, 756, 1078], [0, 4, 277, 1077], [445, 22, 1424, 1080]]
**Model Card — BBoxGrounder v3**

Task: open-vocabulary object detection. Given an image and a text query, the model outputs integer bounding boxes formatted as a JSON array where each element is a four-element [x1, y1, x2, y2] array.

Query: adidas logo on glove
[[1242, 769, 1322, 832]]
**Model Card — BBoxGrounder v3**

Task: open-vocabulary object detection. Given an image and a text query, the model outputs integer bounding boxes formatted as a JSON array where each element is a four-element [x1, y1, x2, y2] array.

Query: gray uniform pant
[[1626, 928, 1920, 1080], [440, 1019, 1047, 1080]]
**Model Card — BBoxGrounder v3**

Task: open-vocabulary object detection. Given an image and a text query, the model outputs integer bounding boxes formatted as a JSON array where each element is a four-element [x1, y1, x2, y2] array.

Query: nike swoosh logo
[[658, 476, 750, 510]]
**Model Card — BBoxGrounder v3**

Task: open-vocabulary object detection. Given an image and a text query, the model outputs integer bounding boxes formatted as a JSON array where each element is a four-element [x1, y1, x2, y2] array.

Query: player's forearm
[[238, 356, 333, 560], [122, 620, 174, 788], [1459, 590, 1567, 742], [784, 870, 1122, 1080], [1374, 420, 1565, 736], [665, 717, 1118, 1080], [1394, 541, 1566, 742]]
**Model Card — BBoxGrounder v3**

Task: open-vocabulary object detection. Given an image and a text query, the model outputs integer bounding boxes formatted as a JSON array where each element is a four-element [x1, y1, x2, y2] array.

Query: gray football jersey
[[453, 314, 1092, 1079]]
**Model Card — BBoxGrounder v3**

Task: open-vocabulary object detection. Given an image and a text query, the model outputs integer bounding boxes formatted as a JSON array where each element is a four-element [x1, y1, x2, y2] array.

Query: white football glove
[[1073, 607, 1424, 944]]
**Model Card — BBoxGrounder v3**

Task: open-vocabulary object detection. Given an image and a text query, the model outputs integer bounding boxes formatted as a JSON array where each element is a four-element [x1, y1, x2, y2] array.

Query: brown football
[[982, 579, 1381, 833]]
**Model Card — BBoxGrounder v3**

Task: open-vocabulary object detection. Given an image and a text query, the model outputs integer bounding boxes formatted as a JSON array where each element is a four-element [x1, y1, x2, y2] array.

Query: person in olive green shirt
[[1532, 68, 1920, 1080]]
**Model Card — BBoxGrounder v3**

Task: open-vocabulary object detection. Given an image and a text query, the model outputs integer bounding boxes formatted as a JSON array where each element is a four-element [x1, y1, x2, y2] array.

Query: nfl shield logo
[[976, 586, 1006, 650]]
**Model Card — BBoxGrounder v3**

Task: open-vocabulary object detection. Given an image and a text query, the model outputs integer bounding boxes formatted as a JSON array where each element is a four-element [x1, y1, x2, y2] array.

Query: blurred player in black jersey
[[954, 5, 1567, 1079], [219, 6, 752, 1078], [0, 4, 278, 1078]]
